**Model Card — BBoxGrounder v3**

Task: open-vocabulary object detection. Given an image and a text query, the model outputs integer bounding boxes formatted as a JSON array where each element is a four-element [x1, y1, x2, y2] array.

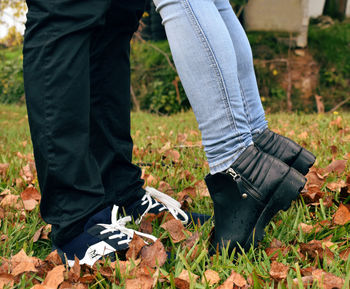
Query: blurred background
[[0, 0, 349, 115]]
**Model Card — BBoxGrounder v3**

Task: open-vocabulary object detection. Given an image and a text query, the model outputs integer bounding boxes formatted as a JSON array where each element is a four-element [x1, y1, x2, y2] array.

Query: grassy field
[[0, 104, 349, 288]]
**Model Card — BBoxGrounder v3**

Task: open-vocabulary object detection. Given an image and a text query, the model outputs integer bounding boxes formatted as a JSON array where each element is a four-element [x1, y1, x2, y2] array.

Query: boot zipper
[[225, 168, 263, 201]]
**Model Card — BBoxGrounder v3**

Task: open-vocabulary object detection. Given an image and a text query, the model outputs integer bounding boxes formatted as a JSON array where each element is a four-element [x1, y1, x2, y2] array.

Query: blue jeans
[[153, 0, 268, 174]]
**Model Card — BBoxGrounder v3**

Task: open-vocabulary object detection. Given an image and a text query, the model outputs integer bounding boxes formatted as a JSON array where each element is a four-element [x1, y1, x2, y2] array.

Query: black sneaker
[[124, 187, 190, 225], [55, 205, 157, 266]]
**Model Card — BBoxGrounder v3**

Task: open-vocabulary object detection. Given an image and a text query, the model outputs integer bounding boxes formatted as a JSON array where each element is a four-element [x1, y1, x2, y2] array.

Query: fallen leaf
[[177, 269, 199, 283], [143, 174, 158, 187], [126, 234, 146, 260], [299, 223, 314, 234], [0, 194, 20, 209], [23, 199, 38, 211], [326, 160, 347, 175], [269, 261, 289, 280], [217, 270, 247, 289], [45, 250, 63, 266], [174, 277, 189, 289], [140, 218, 153, 235], [32, 226, 45, 243], [161, 219, 189, 243], [11, 249, 38, 276], [299, 240, 334, 264], [43, 265, 65, 289], [0, 273, 14, 288], [195, 180, 210, 197], [68, 256, 81, 283], [183, 232, 200, 249], [157, 182, 174, 195], [140, 240, 167, 268], [312, 269, 344, 289], [327, 180, 347, 192], [163, 149, 180, 163], [21, 186, 41, 201], [333, 203, 350, 225], [0, 163, 9, 178], [125, 274, 154, 289], [339, 248, 350, 261], [202, 269, 220, 285]]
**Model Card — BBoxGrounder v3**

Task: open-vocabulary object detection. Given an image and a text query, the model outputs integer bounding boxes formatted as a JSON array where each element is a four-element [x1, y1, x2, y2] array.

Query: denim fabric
[[153, 0, 268, 174]]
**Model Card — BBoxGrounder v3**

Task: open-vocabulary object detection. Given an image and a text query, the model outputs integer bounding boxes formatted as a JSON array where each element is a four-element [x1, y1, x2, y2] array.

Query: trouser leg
[[153, 0, 252, 174], [23, 0, 145, 247], [214, 0, 268, 135], [89, 0, 146, 208]]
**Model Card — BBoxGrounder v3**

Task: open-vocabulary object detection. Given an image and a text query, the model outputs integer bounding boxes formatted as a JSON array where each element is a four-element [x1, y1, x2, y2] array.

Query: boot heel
[[291, 149, 316, 175]]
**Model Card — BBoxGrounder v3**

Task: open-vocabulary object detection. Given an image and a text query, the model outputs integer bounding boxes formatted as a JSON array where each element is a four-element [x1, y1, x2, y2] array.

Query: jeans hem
[[209, 141, 253, 174]]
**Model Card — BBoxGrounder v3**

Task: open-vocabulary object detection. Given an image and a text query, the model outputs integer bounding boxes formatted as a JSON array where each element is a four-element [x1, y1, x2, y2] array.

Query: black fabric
[[23, 0, 146, 247]]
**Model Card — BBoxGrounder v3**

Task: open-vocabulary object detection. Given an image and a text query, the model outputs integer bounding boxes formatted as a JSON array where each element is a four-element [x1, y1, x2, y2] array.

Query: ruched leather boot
[[253, 128, 316, 175], [205, 145, 306, 253]]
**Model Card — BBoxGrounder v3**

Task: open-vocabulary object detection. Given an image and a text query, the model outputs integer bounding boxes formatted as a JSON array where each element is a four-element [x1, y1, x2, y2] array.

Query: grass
[[0, 104, 350, 288]]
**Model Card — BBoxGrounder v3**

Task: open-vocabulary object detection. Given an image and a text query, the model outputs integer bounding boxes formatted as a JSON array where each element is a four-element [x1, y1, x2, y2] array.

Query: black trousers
[[23, 0, 146, 247]]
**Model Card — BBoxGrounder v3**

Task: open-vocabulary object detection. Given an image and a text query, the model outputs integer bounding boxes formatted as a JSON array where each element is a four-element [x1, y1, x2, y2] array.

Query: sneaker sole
[[243, 168, 306, 250]]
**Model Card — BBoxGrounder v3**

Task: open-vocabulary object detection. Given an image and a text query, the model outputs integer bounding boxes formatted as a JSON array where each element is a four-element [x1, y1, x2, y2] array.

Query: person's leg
[[214, 0, 268, 135], [23, 0, 112, 247], [89, 0, 146, 209], [153, 0, 253, 174]]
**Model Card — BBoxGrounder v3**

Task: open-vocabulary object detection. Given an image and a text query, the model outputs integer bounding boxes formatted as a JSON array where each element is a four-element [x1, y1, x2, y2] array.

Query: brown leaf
[[32, 226, 45, 243], [11, 249, 38, 276], [143, 174, 158, 187], [174, 277, 189, 289], [195, 180, 210, 198], [339, 248, 350, 261], [45, 250, 63, 266], [126, 234, 146, 260], [161, 219, 189, 243], [0, 163, 9, 178], [68, 256, 81, 283], [312, 269, 344, 289], [0, 194, 20, 209], [326, 160, 347, 175], [0, 273, 14, 288], [140, 240, 167, 268], [299, 223, 314, 234], [179, 170, 195, 182], [20, 161, 36, 184], [269, 261, 289, 280], [43, 265, 65, 289], [217, 270, 247, 289], [125, 274, 154, 289], [299, 240, 334, 264], [202, 269, 220, 285], [140, 218, 153, 235], [23, 199, 38, 211], [177, 269, 199, 283], [157, 182, 174, 195], [333, 203, 350, 225], [265, 247, 290, 261], [163, 149, 180, 163], [306, 169, 325, 187], [327, 180, 347, 192], [21, 186, 41, 201], [182, 232, 200, 249]]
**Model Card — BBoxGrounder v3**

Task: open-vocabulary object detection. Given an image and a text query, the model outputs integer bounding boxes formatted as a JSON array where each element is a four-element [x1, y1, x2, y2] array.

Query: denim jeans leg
[[214, 0, 268, 135], [153, 0, 253, 174]]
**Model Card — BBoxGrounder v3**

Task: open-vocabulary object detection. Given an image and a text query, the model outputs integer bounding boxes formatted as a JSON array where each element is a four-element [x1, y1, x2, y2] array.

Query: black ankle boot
[[253, 128, 316, 175], [205, 145, 306, 253]]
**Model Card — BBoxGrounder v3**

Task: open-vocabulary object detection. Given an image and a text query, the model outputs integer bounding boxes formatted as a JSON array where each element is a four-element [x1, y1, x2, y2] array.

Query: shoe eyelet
[[242, 193, 248, 199]]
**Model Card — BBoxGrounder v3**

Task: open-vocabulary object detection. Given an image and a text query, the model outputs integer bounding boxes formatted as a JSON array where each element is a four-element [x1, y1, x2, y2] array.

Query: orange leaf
[[333, 203, 350, 225], [43, 265, 65, 289], [269, 261, 289, 280], [202, 269, 220, 285], [140, 240, 167, 268], [160, 219, 189, 243], [126, 234, 146, 260]]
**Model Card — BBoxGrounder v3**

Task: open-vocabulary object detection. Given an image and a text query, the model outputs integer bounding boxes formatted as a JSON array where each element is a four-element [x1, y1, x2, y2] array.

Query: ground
[[0, 104, 349, 288]]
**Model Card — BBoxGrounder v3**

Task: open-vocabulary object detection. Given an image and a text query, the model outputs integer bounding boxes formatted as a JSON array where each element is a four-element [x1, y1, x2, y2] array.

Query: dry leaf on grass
[[140, 218, 153, 235], [300, 240, 334, 264], [177, 269, 199, 286], [326, 160, 347, 175], [21, 186, 41, 201], [333, 203, 350, 225], [312, 269, 344, 289], [202, 269, 220, 285], [160, 219, 189, 243], [23, 199, 38, 211], [126, 234, 146, 260], [327, 180, 347, 192], [125, 274, 154, 289], [45, 250, 63, 266], [269, 261, 289, 280], [140, 240, 167, 268], [11, 249, 38, 276], [0, 194, 20, 209], [0, 163, 9, 178], [217, 270, 247, 289], [43, 265, 65, 289], [0, 273, 14, 288], [194, 180, 210, 197]]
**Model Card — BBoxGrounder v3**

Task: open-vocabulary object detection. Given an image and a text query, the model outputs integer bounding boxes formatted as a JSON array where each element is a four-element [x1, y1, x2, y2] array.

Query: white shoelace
[[98, 205, 157, 245], [135, 187, 189, 225]]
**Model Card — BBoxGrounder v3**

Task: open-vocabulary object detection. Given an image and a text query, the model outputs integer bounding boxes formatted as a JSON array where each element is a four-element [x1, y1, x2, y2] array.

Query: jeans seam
[[181, 0, 242, 143], [238, 78, 252, 129]]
